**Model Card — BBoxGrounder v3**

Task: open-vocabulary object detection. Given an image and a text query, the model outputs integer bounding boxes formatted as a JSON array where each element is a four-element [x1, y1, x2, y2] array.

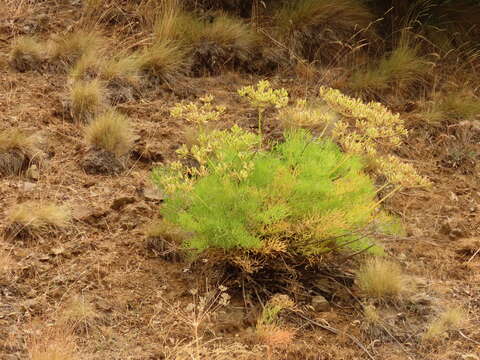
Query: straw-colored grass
[[357, 258, 407, 300], [7, 201, 70, 239], [28, 325, 78, 360], [423, 307, 467, 341], [10, 36, 45, 71], [49, 30, 104, 66], [350, 45, 430, 94], [69, 80, 105, 122], [84, 109, 133, 156]]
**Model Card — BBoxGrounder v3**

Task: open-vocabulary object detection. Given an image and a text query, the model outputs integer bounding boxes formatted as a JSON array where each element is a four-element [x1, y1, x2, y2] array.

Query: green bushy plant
[[152, 124, 382, 266]]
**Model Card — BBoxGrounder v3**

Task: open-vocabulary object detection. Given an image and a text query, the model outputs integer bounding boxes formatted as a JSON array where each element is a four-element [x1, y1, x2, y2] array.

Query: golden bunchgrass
[[0, 129, 39, 158], [59, 295, 98, 332], [135, 39, 189, 82], [28, 325, 78, 360], [350, 45, 430, 94], [100, 54, 141, 88], [357, 258, 407, 300], [423, 307, 467, 341], [69, 52, 102, 81], [49, 30, 104, 66], [274, 0, 373, 62], [10, 36, 45, 72], [84, 109, 133, 156], [7, 201, 71, 239], [69, 80, 105, 122]]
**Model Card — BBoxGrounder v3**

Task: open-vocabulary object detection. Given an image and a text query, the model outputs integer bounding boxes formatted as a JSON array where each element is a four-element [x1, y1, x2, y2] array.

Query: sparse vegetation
[[69, 80, 105, 122], [357, 258, 407, 300], [6, 201, 70, 239], [84, 109, 133, 156], [2, 1, 480, 359]]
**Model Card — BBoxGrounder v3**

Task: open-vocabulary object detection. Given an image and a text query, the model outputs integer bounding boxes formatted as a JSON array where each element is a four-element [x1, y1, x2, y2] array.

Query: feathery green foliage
[[153, 126, 381, 260]]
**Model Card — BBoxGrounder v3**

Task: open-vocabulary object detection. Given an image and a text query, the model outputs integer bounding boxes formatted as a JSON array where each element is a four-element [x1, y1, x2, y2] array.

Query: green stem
[[258, 108, 264, 139]]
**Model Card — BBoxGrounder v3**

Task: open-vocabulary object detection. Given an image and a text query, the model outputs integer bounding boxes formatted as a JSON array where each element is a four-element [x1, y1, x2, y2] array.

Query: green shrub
[[152, 125, 382, 263]]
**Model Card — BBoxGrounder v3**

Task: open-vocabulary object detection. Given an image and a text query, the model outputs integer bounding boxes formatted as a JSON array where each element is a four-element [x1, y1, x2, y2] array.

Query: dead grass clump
[[99, 54, 140, 103], [10, 36, 45, 72], [350, 45, 430, 96], [6, 201, 70, 240], [145, 219, 186, 261], [135, 39, 189, 83], [423, 307, 467, 342], [28, 325, 78, 360], [0, 129, 41, 176], [69, 52, 102, 81], [437, 91, 480, 122], [154, 7, 259, 75], [49, 30, 103, 68], [274, 0, 374, 63], [84, 109, 133, 157], [357, 258, 407, 300], [59, 295, 98, 333], [69, 80, 105, 122]]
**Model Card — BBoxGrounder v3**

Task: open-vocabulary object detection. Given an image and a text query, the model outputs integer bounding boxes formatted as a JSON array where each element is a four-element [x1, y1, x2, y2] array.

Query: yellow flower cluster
[[170, 95, 226, 127], [237, 80, 289, 110], [156, 124, 260, 194], [315, 87, 429, 187]]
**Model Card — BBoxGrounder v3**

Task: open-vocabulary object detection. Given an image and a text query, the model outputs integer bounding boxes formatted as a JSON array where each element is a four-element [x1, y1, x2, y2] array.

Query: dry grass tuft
[[28, 325, 78, 360], [350, 45, 430, 95], [59, 295, 98, 332], [274, 0, 374, 63], [6, 201, 70, 240], [49, 30, 104, 67], [100, 54, 140, 87], [0, 249, 15, 281], [153, 7, 259, 75], [84, 109, 133, 157], [357, 258, 407, 300], [135, 39, 189, 83], [145, 219, 186, 260], [10, 36, 45, 72], [423, 307, 467, 341], [0, 129, 41, 176], [69, 80, 105, 122], [69, 52, 102, 81]]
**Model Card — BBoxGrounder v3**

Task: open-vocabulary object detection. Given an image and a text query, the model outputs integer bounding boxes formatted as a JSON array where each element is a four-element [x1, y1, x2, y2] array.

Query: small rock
[[20, 181, 36, 191], [143, 185, 164, 202], [111, 196, 136, 211], [82, 149, 125, 175], [311, 295, 330, 312], [26, 164, 40, 180]]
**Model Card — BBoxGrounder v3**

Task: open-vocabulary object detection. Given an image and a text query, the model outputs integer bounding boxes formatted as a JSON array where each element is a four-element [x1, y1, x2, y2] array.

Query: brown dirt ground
[[1, 2, 479, 359]]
